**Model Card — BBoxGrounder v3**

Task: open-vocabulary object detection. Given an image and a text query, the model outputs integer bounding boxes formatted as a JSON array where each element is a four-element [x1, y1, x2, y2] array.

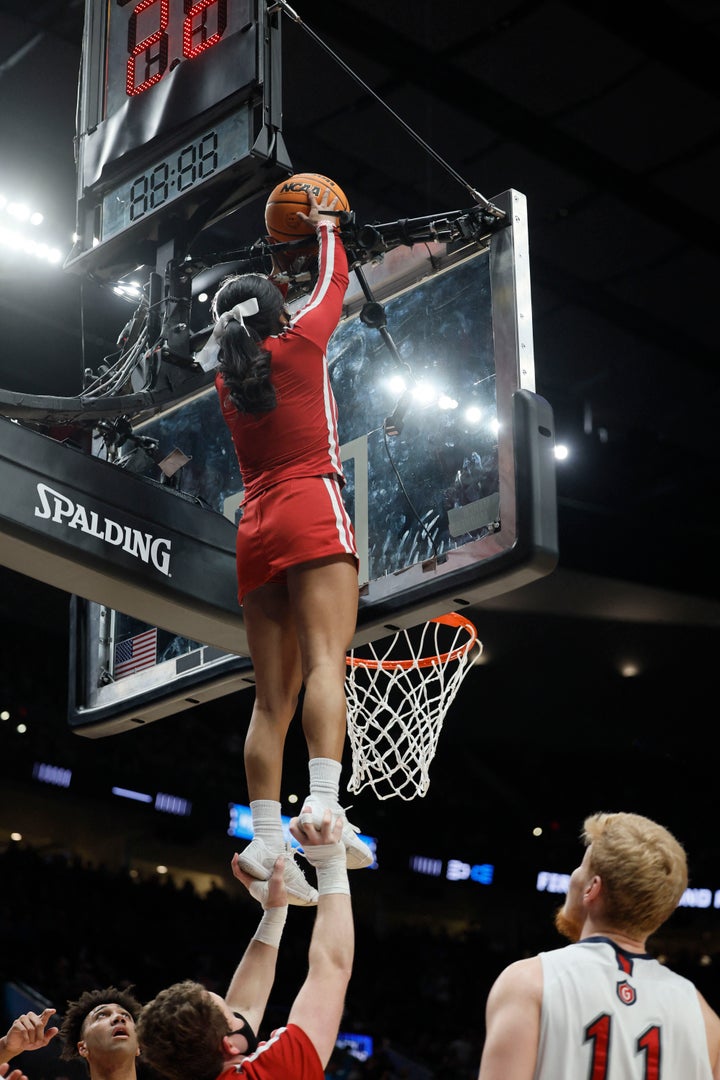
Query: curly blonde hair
[[583, 812, 688, 937]]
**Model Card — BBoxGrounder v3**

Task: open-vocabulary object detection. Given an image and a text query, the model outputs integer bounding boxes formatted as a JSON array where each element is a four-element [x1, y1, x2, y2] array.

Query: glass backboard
[[68, 189, 558, 736]]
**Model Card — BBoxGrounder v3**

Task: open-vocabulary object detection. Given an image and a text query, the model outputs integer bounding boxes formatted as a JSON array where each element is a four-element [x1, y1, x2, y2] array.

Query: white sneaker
[[235, 837, 318, 906], [298, 795, 374, 869]]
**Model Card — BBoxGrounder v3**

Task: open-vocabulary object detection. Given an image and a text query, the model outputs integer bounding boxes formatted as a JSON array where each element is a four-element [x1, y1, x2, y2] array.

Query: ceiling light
[[386, 374, 406, 395], [6, 201, 30, 222], [412, 381, 435, 404], [0, 224, 63, 264]]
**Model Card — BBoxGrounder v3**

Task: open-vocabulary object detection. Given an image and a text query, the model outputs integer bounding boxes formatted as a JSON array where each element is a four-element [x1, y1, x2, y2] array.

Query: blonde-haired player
[[478, 811, 720, 1080]]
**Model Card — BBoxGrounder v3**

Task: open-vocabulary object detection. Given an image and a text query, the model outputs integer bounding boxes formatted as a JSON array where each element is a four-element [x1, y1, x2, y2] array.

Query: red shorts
[[235, 474, 358, 603]]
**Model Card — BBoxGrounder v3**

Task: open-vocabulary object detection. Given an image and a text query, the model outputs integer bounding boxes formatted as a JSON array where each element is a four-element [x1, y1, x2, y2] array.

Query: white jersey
[[537, 937, 712, 1080]]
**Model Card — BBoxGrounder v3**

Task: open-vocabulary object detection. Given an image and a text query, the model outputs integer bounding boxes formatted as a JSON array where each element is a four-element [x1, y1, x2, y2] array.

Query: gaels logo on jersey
[[616, 980, 636, 1006]]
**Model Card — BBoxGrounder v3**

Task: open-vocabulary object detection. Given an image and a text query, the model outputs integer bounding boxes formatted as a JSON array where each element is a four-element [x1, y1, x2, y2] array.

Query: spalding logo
[[616, 980, 636, 1006]]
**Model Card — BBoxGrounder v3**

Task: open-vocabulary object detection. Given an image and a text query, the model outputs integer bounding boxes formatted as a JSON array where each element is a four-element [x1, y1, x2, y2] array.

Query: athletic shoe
[[298, 795, 374, 869], [235, 837, 318, 906]]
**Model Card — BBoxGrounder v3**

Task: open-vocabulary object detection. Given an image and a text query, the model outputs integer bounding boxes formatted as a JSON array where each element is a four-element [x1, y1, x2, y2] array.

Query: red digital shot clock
[[107, 0, 244, 117]]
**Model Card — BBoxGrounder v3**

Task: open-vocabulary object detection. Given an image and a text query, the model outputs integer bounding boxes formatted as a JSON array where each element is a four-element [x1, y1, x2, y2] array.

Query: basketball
[[264, 172, 350, 242]]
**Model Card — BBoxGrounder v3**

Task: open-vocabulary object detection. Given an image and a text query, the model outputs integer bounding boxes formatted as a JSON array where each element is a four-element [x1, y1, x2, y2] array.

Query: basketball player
[[59, 989, 142, 1080], [477, 811, 720, 1079], [58, 849, 291, 1080], [211, 186, 372, 905], [137, 810, 353, 1080]]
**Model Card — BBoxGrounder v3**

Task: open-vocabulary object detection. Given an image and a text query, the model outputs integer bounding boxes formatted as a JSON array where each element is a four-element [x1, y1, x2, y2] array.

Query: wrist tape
[[252, 904, 288, 947], [303, 842, 350, 895]]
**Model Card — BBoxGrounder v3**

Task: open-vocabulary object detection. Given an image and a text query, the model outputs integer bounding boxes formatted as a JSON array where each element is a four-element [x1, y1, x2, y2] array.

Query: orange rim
[[346, 611, 478, 671]]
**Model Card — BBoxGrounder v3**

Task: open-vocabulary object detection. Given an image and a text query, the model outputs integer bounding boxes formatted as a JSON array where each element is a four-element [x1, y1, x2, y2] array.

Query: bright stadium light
[[6, 201, 30, 222], [0, 189, 65, 263], [0, 223, 64, 265]]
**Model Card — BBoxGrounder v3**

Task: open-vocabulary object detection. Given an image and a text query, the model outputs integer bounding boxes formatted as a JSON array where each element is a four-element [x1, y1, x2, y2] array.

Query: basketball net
[[345, 612, 481, 801]]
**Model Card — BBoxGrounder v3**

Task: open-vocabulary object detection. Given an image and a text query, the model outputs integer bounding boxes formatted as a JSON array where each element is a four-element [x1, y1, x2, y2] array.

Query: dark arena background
[[0, 3, 719, 1078]]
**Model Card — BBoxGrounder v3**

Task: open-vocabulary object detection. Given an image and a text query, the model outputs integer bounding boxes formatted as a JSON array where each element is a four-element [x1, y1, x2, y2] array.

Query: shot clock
[[104, 0, 248, 118], [66, 0, 292, 278]]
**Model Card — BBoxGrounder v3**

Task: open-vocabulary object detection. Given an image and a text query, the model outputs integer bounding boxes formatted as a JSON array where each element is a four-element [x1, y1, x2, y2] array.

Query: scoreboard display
[[66, 0, 291, 278]]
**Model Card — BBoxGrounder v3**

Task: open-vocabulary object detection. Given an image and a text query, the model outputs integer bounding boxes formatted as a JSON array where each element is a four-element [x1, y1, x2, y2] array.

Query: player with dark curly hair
[[59, 987, 143, 1080]]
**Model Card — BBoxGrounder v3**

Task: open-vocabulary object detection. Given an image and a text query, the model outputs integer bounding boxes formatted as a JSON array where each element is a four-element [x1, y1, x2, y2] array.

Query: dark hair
[[59, 986, 143, 1062], [136, 980, 228, 1080], [212, 273, 286, 414]]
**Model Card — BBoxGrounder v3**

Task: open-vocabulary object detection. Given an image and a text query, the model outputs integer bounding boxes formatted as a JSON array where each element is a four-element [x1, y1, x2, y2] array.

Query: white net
[[345, 614, 481, 801]]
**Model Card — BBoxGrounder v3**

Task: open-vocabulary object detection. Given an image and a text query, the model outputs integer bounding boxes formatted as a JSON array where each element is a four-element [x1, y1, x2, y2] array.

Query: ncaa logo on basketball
[[616, 980, 636, 1006], [281, 180, 322, 196]]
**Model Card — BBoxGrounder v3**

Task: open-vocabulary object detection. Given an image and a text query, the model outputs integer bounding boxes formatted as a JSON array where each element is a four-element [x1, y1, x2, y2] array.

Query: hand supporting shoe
[[298, 794, 374, 869], [234, 836, 318, 906]]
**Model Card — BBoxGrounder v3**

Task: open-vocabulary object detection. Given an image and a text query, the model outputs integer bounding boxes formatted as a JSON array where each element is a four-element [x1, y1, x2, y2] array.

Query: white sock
[[308, 757, 342, 809], [250, 799, 285, 851]]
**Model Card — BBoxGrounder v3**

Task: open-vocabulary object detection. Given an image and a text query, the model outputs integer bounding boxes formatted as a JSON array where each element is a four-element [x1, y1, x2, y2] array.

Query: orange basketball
[[264, 172, 350, 242]]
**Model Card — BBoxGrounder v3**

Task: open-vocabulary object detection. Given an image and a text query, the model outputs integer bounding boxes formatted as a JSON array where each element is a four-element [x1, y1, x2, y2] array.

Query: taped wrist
[[303, 842, 350, 895], [252, 905, 288, 947]]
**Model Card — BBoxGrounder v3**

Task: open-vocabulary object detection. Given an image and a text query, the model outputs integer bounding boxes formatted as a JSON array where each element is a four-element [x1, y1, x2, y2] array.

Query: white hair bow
[[229, 297, 260, 326], [195, 298, 261, 372], [211, 296, 261, 341]]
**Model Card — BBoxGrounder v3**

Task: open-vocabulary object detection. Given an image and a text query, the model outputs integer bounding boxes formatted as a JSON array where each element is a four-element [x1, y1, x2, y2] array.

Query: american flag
[[113, 628, 157, 680]]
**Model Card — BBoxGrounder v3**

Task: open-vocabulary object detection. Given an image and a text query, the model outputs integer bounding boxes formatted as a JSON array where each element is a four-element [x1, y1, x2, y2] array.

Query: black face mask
[[229, 1012, 259, 1056]]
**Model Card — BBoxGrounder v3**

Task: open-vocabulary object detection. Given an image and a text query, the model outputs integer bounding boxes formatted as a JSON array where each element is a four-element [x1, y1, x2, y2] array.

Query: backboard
[[68, 188, 558, 735]]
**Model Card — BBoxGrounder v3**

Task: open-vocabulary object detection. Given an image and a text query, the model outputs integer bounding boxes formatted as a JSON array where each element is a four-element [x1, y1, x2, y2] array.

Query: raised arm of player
[[224, 854, 289, 1045], [285, 810, 354, 1069], [289, 190, 349, 353]]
